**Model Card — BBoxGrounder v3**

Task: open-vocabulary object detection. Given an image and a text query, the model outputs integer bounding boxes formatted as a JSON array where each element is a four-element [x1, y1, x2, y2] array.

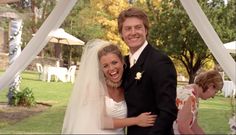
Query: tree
[[147, 0, 234, 83], [225, 0, 236, 61], [62, 0, 131, 57], [0, 0, 31, 105], [60, 0, 107, 64], [90, 0, 130, 54], [224, 0, 236, 42]]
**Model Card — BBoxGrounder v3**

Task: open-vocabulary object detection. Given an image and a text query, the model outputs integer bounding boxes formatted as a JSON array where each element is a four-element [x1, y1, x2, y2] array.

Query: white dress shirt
[[129, 41, 148, 67]]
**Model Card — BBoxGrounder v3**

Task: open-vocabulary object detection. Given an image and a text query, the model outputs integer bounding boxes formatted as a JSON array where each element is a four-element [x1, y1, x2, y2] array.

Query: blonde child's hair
[[194, 70, 224, 92]]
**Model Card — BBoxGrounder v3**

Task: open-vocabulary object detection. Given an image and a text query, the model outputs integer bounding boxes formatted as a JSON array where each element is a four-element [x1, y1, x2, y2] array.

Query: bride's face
[[100, 53, 124, 83]]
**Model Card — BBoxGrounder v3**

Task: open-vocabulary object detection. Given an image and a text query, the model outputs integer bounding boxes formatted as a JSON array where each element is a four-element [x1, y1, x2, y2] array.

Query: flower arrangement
[[135, 71, 144, 80], [229, 96, 236, 134], [229, 115, 236, 134]]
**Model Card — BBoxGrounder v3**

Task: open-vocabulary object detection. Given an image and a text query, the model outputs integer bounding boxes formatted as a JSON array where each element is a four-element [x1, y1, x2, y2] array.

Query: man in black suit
[[118, 7, 178, 135]]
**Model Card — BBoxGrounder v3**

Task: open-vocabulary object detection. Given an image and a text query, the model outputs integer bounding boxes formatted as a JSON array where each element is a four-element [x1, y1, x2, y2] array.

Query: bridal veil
[[62, 39, 114, 134]]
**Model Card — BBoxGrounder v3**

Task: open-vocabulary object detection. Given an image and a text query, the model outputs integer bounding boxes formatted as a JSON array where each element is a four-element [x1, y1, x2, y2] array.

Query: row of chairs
[[36, 63, 76, 83]]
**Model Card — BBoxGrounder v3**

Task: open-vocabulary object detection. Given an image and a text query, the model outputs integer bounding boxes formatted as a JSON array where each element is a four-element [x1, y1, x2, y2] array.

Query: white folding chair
[[36, 63, 43, 80], [66, 65, 76, 83]]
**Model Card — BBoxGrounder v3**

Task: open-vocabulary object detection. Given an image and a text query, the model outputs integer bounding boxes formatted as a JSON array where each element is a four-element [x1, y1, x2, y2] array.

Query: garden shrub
[[11, 87, 36, 107]]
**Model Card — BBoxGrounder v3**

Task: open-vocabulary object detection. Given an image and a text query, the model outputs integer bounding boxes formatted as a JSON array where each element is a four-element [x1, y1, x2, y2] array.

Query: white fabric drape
[[180, 0, 236, 84], [0, 0, 77, 91]]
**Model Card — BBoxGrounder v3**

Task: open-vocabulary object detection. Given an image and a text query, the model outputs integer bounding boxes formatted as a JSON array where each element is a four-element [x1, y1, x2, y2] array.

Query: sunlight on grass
[[198, 95, 232, 134], [0, 122, 9, 129], [0, 71, 72, 133], [200, 95, 232, 110], [0, 105, 67, 134], [199, 108, 231, 134]]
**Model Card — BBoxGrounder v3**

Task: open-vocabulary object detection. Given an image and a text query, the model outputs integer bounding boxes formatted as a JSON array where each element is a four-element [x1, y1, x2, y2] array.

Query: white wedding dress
[[62, 95, 127, 134], [100, 96, 127, 134], [62, 39, 127, 134]]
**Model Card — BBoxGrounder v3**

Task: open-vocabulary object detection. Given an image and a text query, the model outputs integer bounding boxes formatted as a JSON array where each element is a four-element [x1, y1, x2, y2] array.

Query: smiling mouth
[[110, 71, 121, 81], [129, 36, 140, 41]]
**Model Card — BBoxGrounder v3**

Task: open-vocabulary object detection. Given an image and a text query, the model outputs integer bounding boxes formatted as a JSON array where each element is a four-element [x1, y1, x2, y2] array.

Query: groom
[[119, 8, 177, 135]]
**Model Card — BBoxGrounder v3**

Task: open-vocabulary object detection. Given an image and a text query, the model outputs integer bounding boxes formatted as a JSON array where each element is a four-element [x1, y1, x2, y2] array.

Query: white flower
[[229, 115, 236, 134], [135, 72, 143, 80]]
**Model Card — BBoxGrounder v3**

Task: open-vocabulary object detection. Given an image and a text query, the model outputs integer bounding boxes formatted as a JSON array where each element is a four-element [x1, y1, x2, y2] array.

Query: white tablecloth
[[222, 81, 236, 97], [43, 66, 68, 82]]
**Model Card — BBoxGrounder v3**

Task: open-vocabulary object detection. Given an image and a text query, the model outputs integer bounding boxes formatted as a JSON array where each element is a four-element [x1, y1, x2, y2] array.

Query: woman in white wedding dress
[[62, 39, 156, 134]]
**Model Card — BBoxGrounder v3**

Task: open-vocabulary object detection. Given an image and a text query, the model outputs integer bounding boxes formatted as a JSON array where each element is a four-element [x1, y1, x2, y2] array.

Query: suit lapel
[[124, 45, 152, 89]]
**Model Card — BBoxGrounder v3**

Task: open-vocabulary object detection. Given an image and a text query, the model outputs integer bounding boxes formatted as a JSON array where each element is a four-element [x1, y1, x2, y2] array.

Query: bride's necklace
[[105, 78, 122, 88]]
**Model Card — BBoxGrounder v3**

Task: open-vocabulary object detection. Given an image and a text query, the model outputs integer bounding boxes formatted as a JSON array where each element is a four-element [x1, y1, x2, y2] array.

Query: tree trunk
[[189, 73, 195, 84], [68, 46, 72, 67], [54, 43, 62, 66]]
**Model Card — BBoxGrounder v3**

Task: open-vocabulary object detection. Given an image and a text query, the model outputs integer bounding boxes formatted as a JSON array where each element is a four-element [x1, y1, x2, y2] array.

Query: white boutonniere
[[135, 71, 144, 80]]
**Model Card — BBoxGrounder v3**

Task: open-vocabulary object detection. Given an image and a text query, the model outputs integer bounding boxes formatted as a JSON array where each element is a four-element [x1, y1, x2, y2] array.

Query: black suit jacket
[[123, 44, 177, 135]]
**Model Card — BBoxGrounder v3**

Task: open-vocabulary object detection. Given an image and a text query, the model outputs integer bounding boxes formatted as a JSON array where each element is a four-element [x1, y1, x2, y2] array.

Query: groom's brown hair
[[117, 7, 149, 37]]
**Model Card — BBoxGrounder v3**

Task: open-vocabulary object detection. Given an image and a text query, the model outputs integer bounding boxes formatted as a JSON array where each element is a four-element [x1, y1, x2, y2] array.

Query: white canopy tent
[[33, 28, 85, 45], [48, 28, 85, 66], [224, 41, 236, 54], [48, 28, 85, 46]]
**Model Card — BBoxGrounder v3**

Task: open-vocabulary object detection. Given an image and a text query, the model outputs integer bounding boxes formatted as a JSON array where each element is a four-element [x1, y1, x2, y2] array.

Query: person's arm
[[149, 55, 178, 135], [113, 112, 157, 128], [177, 97, 195, 134], [104, 112, 157, 129], [191, 118, 205, 134]]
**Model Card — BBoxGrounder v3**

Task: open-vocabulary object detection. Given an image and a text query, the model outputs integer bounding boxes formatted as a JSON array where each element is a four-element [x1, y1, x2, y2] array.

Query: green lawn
[[0, 71, 73, 134], [199, 95, 232, 134], [0, 71, 233, 134]]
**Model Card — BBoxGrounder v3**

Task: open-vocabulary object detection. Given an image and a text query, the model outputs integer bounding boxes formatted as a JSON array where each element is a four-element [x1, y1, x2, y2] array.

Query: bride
[[62, 39, 156, 134]]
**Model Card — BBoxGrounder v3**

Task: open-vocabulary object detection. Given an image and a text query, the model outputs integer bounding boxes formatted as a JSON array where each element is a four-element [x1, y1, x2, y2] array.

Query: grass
[[199, 95, 232, 134], [0, 71, 73, 134], [0, 71, 234, 134]]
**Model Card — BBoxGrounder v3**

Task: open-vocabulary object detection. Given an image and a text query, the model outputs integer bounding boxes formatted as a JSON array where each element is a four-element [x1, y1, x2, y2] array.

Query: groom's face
[[121, 17, 147, 54]]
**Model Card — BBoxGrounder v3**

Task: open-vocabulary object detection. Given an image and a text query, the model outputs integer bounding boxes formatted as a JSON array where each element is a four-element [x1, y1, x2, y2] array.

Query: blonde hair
[[98, 44, 123, 63], [194, 70, 224, 92]]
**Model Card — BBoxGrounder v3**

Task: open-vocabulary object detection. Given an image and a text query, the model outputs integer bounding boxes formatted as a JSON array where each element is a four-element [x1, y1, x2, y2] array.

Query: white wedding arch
[[0, 0, 235, 91], [0, 0, 77, 90]]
